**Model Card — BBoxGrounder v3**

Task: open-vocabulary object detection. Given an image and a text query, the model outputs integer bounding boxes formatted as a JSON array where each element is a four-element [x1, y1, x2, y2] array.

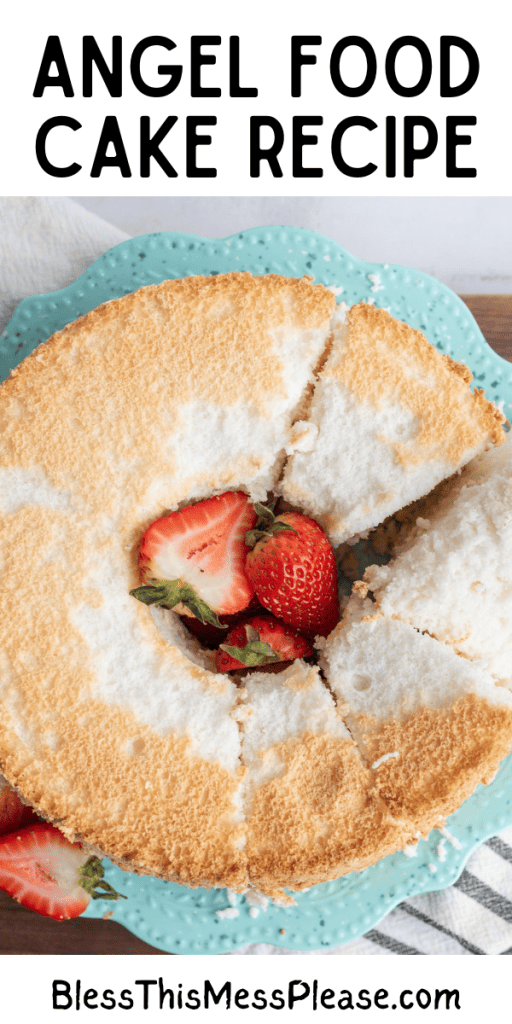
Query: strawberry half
[[245, 507, 340, 639], [131, 491, 257, 626], [216, 613, 313, 672], [0, 822, 126, 920]]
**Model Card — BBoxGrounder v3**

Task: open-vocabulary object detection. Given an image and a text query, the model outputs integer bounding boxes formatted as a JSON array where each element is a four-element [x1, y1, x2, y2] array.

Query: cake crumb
[[273, 895, 296, 908], [279, 929, 286, 935], [249, 908, 259, 918], [216, 907, 239, 920], [243, 889, 270, 912], [103, 910, 114, 920], [226, 889, 238, 907], [428, 863, 438, 874], [372, 751, 400, 769], [368, 273, 384, 293], [437, 838, 447, 862], [403, 843, 418, 858], [440, 827, 462, 850]]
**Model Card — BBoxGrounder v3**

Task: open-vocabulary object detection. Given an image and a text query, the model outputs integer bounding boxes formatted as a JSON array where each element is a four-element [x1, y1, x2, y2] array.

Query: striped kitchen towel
[[230, 826, 512, 955]]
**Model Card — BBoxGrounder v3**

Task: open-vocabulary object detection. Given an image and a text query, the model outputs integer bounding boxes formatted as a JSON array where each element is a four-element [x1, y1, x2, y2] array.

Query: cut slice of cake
[[279, 302, 506, 545], [320, 595, 512, 837], [364, 434, 512, 688], [239, 661, 407, 898]]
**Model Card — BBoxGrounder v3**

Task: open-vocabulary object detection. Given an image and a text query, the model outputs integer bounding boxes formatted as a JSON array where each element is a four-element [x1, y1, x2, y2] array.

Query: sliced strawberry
[[216, 614, 313, 673], [131, 491, 257, 626], [0, 775, 38, 835], [0, 823, 125, 920], [245, 508, 340, 638]]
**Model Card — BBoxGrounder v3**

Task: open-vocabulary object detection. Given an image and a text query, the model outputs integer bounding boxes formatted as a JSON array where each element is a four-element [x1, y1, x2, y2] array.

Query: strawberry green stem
[[78, 857, 127, 901], [245, 504, 297, 549], [219, 628, 281, 667], [129, 580, 226, 628]]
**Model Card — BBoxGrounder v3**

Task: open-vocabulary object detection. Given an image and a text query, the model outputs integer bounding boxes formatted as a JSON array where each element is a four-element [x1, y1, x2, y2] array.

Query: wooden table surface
[[0, 295, 510, 956]]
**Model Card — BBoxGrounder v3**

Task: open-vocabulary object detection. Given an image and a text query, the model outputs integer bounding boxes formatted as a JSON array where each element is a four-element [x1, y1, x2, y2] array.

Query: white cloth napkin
[[2, 196, 512, 955], [0, 196, 128, 334]]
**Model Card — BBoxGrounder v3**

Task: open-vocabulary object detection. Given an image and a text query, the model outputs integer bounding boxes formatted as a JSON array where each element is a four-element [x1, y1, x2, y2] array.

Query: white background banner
[[1, 952, 508, 1019], [1, 0, 510, 196]]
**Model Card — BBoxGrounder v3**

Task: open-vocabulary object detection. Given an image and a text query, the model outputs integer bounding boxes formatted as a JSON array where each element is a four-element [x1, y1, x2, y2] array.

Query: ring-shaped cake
[[0, 270, 511, 902]]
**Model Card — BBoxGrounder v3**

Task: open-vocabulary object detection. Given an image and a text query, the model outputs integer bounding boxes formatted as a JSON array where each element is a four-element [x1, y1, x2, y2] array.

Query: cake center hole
[[132, 490, 345, 677]]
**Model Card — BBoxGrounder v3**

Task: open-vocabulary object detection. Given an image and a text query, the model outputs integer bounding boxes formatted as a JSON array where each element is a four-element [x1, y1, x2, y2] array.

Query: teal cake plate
[[2, 226, 512, 955]]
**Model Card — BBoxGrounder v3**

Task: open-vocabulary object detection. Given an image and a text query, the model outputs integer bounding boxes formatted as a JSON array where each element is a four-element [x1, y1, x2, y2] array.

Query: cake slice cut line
[[319, 593, 512, 841], [237, 661, 410, 899], [279, 302, 506, 545], [363, 435, 512, 689]]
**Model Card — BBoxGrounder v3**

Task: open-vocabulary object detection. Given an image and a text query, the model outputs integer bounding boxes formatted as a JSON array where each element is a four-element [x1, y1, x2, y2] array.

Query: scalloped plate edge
[[3, 226, 512, 953]]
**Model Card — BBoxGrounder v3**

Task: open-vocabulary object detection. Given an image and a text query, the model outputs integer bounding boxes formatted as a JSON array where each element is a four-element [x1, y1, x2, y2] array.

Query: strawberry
[[0, 822, 126, 920], [130, 491, 257, 627], [0, 775, 38, 835], [245, 506, 340, 638], [216, 613, 313, 672]]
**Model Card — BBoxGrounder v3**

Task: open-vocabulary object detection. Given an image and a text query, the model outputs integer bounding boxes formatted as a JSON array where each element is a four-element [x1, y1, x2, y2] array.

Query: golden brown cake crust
[[351, 694, 512, 837], [246, 732, 407, 892], [0, 272, 337, 891], [0, 272, 336, 520], [0, 695, 247, 889], [326, 303, 505, 467]]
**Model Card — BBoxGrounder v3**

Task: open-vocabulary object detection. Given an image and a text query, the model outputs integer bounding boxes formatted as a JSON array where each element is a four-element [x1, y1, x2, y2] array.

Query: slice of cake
[[279, 303, 506, 545], [320, 595, 512, 837], [240, 661, 407, 898], [364, 435, 512, 688]]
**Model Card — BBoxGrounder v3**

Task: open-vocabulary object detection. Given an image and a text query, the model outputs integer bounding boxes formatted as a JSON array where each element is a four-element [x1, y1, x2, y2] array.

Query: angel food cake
[[0, 269, 509, 898]]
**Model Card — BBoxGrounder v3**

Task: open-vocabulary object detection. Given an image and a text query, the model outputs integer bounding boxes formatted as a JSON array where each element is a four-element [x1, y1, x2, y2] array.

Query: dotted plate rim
[[2, 226, 511, 954]]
